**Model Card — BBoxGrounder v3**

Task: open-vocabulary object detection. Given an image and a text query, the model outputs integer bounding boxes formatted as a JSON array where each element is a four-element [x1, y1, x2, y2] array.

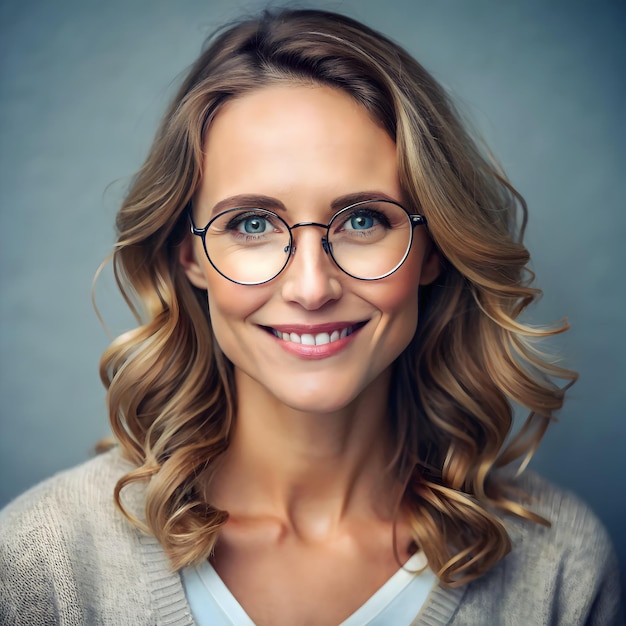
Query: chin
[[275, 386, 368, 416]]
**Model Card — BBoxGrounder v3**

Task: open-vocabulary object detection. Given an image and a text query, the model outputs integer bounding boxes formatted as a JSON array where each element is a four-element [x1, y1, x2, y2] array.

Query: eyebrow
[[330, 191, 400, 211], [210, 194, 287, 215], [209, 191, 401, 216]]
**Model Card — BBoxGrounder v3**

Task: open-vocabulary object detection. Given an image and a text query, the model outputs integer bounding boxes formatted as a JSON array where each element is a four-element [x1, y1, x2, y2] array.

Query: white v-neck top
[[181, 552, 436, 626]]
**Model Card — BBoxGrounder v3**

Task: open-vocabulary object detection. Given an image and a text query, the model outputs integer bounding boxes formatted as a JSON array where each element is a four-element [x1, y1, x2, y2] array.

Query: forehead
[[196, 84, 400, 216]]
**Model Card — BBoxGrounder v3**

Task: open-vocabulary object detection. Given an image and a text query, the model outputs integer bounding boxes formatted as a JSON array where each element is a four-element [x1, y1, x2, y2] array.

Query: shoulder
[[2, 447, 132, 511], [0, 448, 136, 547], [511, 470, 614, 558], [456, 471, 624, 625], [0, 449, 165, 626]]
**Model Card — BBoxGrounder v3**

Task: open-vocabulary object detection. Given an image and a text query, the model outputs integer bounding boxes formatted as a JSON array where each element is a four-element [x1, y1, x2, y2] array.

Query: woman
[[0, 8, 622, 626]]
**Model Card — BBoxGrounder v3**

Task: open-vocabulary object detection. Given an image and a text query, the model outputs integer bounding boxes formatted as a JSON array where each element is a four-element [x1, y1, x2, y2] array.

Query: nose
[[279, 226, 342, 310]]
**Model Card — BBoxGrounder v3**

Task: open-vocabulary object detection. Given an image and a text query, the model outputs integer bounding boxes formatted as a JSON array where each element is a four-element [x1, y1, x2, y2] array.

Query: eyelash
[[225, 211, 280, 232], [334, 208, 391, 232], [221, 206, 393, 239]]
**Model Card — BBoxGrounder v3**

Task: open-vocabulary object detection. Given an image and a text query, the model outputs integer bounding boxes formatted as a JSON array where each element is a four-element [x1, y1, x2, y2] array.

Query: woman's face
[[181, 84, 440, 414]]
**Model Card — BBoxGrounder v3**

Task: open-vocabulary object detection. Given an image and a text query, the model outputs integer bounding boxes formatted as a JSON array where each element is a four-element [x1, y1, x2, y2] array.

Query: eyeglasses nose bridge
[[284, 221, 331, 258]]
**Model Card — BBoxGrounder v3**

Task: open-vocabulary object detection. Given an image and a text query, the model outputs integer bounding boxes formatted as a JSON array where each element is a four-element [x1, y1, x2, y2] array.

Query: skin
[[180, 83, 440, 626]]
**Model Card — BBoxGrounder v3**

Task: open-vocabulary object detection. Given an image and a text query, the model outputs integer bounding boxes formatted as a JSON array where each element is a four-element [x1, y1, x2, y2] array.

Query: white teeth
[[315, 333, 330, 346], [273, 326, 355, 345]]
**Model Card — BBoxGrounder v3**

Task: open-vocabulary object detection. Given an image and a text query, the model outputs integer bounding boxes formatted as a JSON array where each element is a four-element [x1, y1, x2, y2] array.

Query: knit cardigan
[[0, 449, 623, 625]]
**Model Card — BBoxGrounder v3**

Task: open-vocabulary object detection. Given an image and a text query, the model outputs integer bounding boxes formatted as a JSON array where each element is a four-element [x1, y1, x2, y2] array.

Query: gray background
[[1, 0, 624, 598]]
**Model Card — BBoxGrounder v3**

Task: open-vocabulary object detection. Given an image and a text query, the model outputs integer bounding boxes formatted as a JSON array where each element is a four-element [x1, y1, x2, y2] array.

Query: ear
[[418, 241, 443, 286], [178, 234, 209, 290]]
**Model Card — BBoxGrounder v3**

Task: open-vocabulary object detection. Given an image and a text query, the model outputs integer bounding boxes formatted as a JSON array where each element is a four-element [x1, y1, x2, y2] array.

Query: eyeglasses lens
[[327, 201, 412, 280]]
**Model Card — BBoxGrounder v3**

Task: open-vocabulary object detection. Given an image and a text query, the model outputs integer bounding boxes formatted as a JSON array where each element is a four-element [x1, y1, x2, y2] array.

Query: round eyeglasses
[[188, 199, 427, 285]]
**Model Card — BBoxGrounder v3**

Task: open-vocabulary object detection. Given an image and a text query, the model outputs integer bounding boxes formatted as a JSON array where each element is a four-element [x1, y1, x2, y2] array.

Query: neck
[[208, 368, 401, 541]]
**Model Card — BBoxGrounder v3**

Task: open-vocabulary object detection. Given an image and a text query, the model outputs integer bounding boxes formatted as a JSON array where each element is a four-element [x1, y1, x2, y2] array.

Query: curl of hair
[[99, 9, 576, 586]]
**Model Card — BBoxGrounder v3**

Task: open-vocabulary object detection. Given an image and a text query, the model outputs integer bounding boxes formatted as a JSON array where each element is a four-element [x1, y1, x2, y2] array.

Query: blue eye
[[342, 208, 387, 232], [223, 211, 275, 236], [349, 214, 375, 230], [240, 216, 269, 234]]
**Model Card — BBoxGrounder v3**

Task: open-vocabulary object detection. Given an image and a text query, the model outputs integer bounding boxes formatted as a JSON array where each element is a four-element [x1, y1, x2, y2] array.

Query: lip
[[260, 321, 368, 360]]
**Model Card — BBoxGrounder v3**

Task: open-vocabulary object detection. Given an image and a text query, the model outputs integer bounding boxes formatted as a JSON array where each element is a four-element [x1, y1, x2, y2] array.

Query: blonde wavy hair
[[100, 9, 576, 587]]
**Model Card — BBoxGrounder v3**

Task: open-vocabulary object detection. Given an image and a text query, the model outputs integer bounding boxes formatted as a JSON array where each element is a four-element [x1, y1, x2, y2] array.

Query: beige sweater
[[0, 449, 623, 625]]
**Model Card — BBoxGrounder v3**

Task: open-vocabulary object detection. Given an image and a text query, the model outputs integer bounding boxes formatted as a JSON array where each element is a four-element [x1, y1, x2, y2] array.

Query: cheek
[[370, 255, 424, 348], [363, 287, 418, 388], [379, 252, 423, 315], [204, 278, 266, 346], [384, 283, 420, 345], [379, 276, 420, 312]]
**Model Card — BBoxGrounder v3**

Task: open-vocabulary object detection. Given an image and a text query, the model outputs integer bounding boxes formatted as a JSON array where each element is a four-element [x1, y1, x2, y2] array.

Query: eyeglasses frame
[[188, 199, 427, 285]]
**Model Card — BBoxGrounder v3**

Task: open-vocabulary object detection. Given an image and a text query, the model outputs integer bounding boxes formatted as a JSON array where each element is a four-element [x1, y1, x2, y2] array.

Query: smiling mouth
[[264, 322, 367, 346]]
